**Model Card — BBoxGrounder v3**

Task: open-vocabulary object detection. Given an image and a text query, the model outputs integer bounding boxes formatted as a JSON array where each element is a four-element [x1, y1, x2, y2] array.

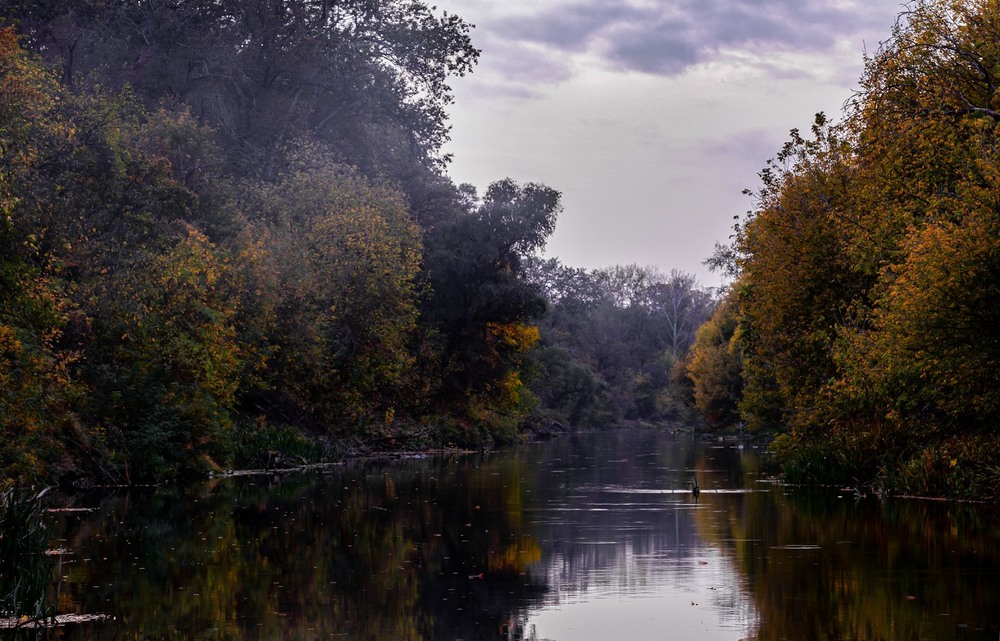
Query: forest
[[0, 0, 714, 486], [686, 0, 1000, 500], [4, 0, 998, 501]]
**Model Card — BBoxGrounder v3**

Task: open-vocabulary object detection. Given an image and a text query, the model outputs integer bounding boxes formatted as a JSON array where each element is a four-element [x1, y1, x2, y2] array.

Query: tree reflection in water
[[40, 455, 547, 641], [24, 431, 1000, 641]]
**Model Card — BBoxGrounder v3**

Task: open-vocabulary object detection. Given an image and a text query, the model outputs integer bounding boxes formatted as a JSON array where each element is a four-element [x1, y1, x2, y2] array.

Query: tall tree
[[3, 0, 479, 181], [236, 150, 424, 430], [734, 115, 862, 430], [0, 27, 88, 483], [833, 0, 1000, 435], [421, 180, 560, 415], [692, 0, 1000, 497]]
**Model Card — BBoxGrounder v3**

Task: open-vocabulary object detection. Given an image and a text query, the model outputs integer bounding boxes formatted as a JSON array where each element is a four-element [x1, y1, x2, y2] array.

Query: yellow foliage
[[486, 322, 540, 352]]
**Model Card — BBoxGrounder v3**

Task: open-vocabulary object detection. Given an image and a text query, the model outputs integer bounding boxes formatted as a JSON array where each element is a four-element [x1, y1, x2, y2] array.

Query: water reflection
[[515, 431, 759, 641], [38, 457, 549, 640], [22, 430, 1000, 640]]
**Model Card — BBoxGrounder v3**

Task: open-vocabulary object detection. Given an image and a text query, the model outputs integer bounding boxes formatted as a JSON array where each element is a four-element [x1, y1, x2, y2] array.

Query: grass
[[0, 486, 51, 624]]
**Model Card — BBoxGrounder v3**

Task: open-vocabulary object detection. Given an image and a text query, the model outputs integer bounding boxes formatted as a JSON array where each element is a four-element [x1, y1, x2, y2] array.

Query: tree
[[592, 264, 654, 309], [526, 259, 714, 426], [842, 216, 1000, 429], [686, 291, 743, 428], [692, 0, 1000, 496], [0, 27, 86, 483], [733, 115, 862, 431], [528, 345, 604, 426], [828, 0, 1000, 440], [237, 152, 424, 430], [421, 180, 560, 415], [85, 228, 242, 480], [524, 257, 604, 313], [646, 269, 715, 356], [4, 0, 479, 181]]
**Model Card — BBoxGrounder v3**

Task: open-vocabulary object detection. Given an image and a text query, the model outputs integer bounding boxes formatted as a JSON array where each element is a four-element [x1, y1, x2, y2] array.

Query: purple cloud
[[483, 0, 898, 79]]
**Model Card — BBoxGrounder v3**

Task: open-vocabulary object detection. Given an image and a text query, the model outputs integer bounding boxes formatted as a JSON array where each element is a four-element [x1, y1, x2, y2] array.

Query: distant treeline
[[685, 0, 1000, 500], [0, 1, 715, 486]]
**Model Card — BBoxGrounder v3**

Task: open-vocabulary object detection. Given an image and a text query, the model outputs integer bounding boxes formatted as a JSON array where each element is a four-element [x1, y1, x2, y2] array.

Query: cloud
[[483, 0, 898, 80], [484, 36, 575, 84]]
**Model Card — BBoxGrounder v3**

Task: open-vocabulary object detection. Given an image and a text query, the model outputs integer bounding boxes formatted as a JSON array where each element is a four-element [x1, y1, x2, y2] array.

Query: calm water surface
[[35, 430, 1000, 640]]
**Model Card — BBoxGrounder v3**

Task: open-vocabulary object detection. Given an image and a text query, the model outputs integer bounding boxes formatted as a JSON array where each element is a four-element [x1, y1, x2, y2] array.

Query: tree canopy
[[0, 1, 574, 485], [4, 0, 478, 181], [687, 0, 1000, 499], [527, 260, 715, 428]]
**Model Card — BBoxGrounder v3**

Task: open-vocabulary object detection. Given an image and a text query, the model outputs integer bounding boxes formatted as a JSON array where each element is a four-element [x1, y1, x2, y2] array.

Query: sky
[[440, 0, 904, 288]]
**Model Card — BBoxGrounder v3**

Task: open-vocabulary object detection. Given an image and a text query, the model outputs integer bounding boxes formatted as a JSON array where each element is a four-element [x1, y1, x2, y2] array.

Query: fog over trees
[[12, 0, 993, 501], [0, 1, 714, 485]]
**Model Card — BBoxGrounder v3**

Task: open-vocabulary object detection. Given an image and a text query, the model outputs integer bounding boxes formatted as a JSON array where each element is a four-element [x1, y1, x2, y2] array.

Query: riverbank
[[14, 429, 1000, 641], [764, 428, 1000, 503]]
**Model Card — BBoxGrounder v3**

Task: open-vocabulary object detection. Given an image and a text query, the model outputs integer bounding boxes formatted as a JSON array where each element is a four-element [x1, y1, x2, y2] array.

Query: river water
[[33, 429, 1000, 640]]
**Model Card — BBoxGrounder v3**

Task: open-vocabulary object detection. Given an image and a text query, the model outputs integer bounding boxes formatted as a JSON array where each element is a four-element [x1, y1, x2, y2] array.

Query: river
[[29, 429, 1000, 640]]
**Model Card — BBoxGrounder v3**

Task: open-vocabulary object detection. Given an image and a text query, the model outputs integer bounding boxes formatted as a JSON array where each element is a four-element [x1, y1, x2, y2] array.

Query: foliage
[[686, 289, 743, 428], [526, 259, 716, 427], [2, 0, 479, 180], [0, 13, 573, 484], [85, 227, 242, 480], [0, 26, 85, 484], [692, 0, 1000, 499], [0, 0, 721, 485], [237, 153, 425, 430], [420, 180, 559, 416], [231, 419, 327, 470], [528, 345, 605, 426]]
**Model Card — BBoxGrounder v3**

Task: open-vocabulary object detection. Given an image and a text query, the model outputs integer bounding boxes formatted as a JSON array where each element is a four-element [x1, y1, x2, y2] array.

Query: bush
[[231, 420, 326, 470]]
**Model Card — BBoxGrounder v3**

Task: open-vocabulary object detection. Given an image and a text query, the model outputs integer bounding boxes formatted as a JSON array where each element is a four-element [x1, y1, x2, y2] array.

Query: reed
[[0, 486, 51, 624]]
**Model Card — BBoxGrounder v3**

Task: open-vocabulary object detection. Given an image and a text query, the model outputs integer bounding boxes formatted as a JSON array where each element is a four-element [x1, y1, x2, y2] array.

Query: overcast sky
[[440, 0, 903, 287]]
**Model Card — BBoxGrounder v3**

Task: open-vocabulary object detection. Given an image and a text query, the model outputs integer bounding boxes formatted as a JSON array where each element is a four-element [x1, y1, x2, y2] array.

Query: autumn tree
[[733, 115, 864, 431], [0, 0, 603, 484], [694, 0, 1000, 497], [85, 228, 242, 480], [0, 27, 85, 483], [420, 180, 559, 424], [686, 290, 743, 428], [832, 0, 1000, 447], [235, 151, 424, 430]]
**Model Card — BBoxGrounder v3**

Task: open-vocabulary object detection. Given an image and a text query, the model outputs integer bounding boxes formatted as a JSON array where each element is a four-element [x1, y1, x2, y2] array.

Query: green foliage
[[894, 435, 1000, 499], [231, 420, 327, 470], [238, 152, 424, 430], [85, 228, 242, 480], [0, 26, 85, 484], [0, 280, 79, 484], [527, 345, 604, 426], [421, 180, 560, 413]]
